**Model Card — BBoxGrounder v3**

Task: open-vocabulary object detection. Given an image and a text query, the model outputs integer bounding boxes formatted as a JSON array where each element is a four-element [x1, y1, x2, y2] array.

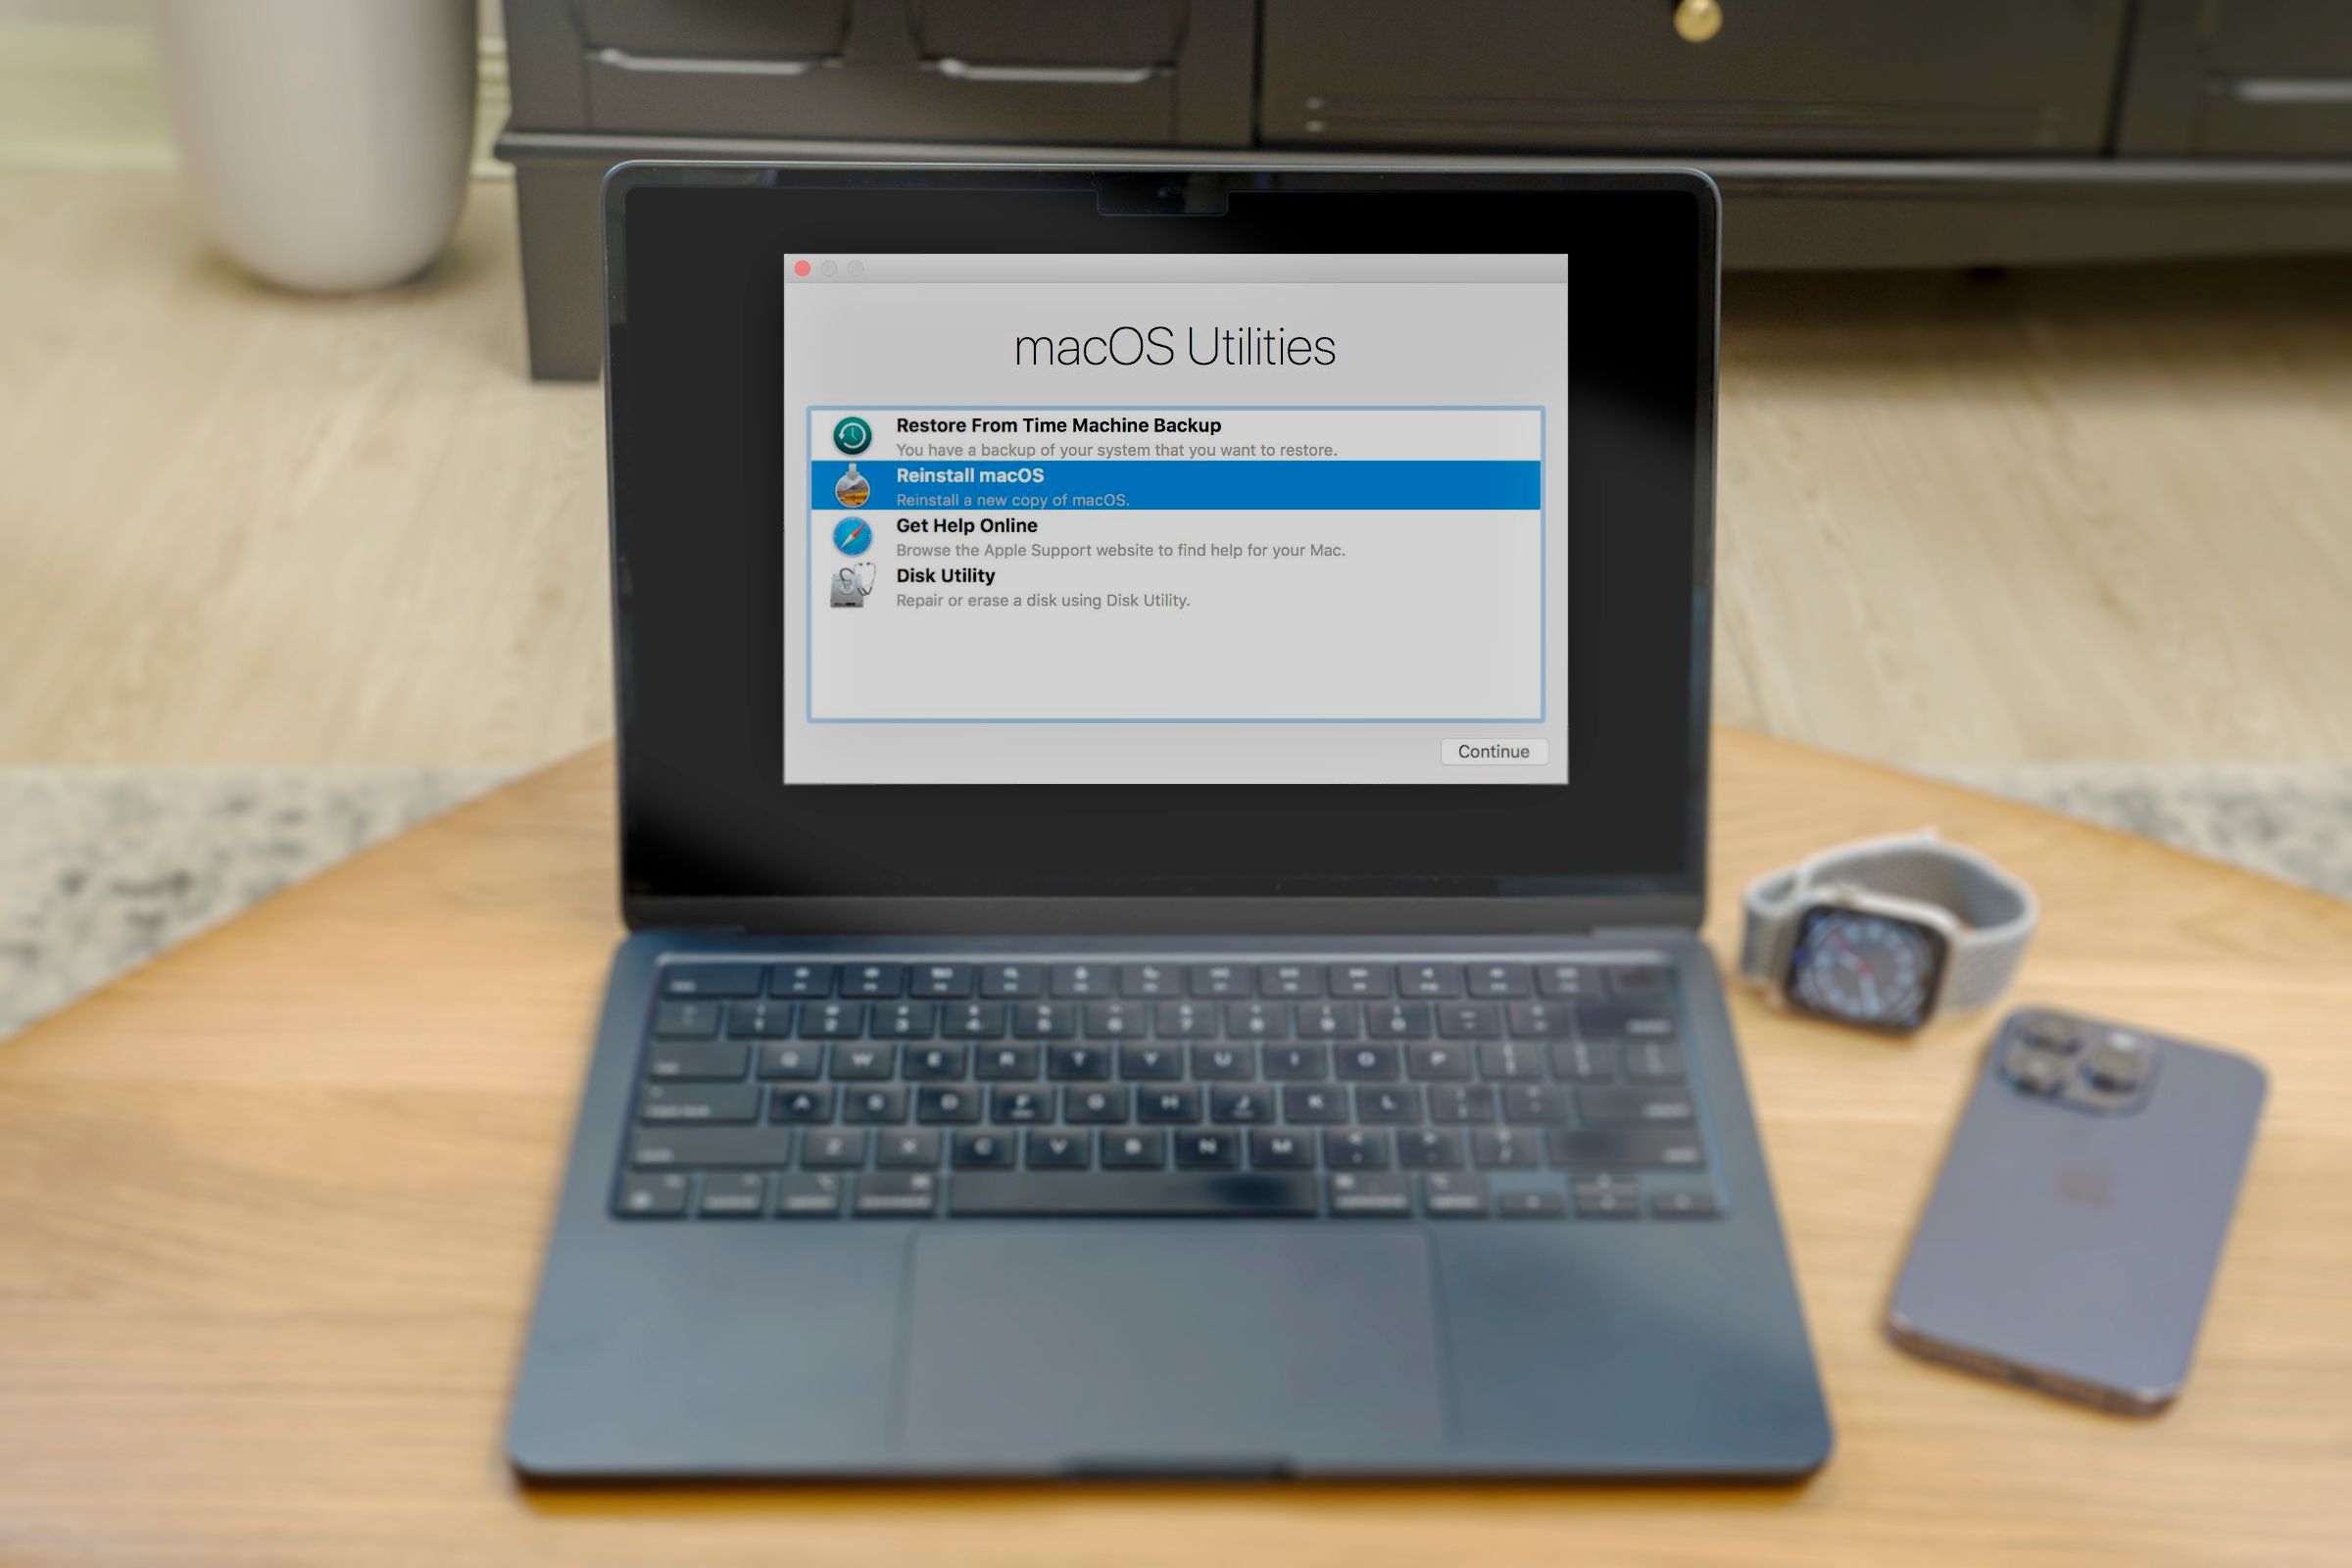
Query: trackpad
[[902, 1227, 1448, 1468]]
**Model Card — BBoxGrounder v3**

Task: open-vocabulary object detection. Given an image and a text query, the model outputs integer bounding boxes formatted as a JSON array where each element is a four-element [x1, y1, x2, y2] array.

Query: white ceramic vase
[[153, 0, 477, 293]]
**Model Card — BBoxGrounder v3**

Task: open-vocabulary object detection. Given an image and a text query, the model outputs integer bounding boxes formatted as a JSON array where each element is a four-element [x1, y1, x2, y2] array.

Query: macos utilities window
[[781, 253, 1568, 785]]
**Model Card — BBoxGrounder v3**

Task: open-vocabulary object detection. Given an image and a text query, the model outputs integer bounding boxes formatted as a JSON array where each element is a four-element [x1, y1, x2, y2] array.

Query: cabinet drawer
[[1260, 0, 2129, 155]]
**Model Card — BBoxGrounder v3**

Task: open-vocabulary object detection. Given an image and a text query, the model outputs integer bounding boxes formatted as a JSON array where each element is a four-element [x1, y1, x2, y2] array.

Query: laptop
[[508, 165, 1831, 1479]]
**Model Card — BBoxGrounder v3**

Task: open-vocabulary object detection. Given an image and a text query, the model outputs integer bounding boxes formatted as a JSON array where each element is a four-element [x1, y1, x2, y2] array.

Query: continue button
[[1443, 738, 1550, 766]]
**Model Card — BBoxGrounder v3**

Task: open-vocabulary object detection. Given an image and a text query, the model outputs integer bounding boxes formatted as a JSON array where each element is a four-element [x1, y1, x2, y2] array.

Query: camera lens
[[2082, 1034, 2149, 1092]]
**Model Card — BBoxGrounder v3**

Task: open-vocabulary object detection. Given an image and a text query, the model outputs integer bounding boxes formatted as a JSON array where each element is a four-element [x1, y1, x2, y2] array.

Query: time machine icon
[[831, 416, 873, 455]]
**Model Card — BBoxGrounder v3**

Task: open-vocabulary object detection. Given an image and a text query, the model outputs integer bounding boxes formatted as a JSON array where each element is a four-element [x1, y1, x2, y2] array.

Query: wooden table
[[4, 731, 2347, 1566]]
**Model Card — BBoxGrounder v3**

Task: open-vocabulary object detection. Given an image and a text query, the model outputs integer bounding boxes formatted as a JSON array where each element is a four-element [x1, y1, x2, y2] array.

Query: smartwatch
[[1740, 830, 2037, 1032]]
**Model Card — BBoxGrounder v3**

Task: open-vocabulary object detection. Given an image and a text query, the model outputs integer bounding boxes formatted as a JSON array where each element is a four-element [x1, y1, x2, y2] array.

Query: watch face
[[1785, 906, 1950, 1032]]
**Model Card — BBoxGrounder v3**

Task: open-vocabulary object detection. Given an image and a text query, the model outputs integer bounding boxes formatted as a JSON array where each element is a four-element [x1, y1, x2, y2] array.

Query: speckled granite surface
[[2, 761, 2346, 1041], [0, 768, 514, 1039]]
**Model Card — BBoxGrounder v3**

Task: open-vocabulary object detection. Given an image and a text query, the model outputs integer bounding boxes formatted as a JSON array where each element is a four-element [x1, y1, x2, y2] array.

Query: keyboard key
[[908, 963, 973, 999], [977, 963, 1043, 999], [877, 1129, 943, 1167], [1499, 1188, 1568, 1219], [1472, 1128, 1541, 1168], [1175, 1130, 1242, 1169], [1326, 962, 1393, 999], [1191, 1044, 1253, 1081], [905, 1044, 968, 1080], [1028, 1129, 1090, 1169], [1435, 1001, 1498, 1039], [1280, 1085, 1347, 1123], [1405, 1043, 1473, 1081], [1138, 1086, 1202, 1123], [1398, 963, 1463, 999], [1606, 964, 1670, 1000], [856, 1171, 938, 1215], [802, 1129, 868, 1168], [615, 1172, 691, 1217], [646, 1040, 750, 1081], [1323, 1128, 1391, 1169], [699, 1171, 767, 1217], [1249, 1129, 1315, 1168], [1209, 1085, 1272, 1124], [840, 963, 903, 999], [1296, 1001, 1358, 1038], [653, 1001, 722, 1039], [1467, 962, 1532, 999], [940, 1001, 1007, 1039], [1101, 1128, 1167, 1169], [1262, 1043, 1329, 1081], [1549, 1130, 1708, 1168], [1064, 1085, 1130, 1123], [1623, 1040, 1689, 1083], [660, 963, 763, 999], [1334, 1043, 1400, 1080], [1011, 1002, 1080, 1039], [1502, 1084, 1567, 1123], [1477, 1041, 1546, 1081], [1225, 1000, 1286, 1039], [628, 1127, 795, 1168], [797, 1001, 863, 1039], [1429, 1084, 1496, 1123], [951, 1129, 1015, 1169], [975, 1043, 1041, 1080], [830, 1043, 896, 1080], [1579, 1003, 1677, 1040], [1535, 962, 1592, 997], [1117, 1044, 1184, 1081], [1397, 1128, 1466, 1168], [637, 1084, 760, 1124], [1505, 999, 1572, 1039], [1046, 1043, 1112, 1080], [755, 1042, 824, 1080], [948, 1172, 1317, 1217], [914, 1084, 982, 1123], [1547, 1040, 1615, 1083], [1574, 1176, 1642, 1218], [1367, 1001, 1432, 1038], [1419, 1171, 1489, 1216], [870, 1001, 936, 1039], [1153, 1000, 1220, 1038], [844, 1086, 908, 1123], [769, 1086, 836, 1122], [1329, 1171, 1410, 1215], [772, 1172, 845, 1216], [1355, 1085, 1422, 1123], [1083, 1000, 1149, 1039], [1576, 1087, 1696, 1125], [767, 961, 832, 998], [1118, 962, 1180, 998], [1651, 1190, 1721, 1218], [1257, 962, 1322, 998], [1186, 962, 1250, 998], [1048, 962, 1110, 998], [725, 1000, 797, 1038], [990, 1086, 1054, 1123]]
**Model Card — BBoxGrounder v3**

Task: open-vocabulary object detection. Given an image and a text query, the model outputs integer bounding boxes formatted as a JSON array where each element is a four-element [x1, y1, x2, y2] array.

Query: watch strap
[[1740, 831, 2037, 1015]]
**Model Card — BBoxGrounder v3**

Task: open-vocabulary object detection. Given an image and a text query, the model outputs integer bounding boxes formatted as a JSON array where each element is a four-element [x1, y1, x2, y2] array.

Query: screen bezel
[[604, 164, 1718, 936]]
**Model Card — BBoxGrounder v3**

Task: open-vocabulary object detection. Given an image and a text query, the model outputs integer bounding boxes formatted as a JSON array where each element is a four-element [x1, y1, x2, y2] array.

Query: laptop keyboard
[[615, 958, 1721, 1223]]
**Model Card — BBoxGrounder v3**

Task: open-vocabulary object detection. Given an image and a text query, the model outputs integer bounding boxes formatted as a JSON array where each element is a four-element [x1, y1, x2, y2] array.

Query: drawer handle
[[1673, 0, 1724, 43], [932, 57, 1159, 86], [591, 46, 817, 78]]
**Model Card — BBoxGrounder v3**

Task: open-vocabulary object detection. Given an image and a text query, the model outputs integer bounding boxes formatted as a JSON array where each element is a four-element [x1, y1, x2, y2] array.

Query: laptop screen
[[781, 253, 1568, 787], [607, 171, 1714, 923]]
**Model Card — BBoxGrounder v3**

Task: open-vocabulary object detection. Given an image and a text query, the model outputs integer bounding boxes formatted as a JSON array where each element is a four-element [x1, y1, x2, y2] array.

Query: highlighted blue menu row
[[809, 459, 1542, 513]]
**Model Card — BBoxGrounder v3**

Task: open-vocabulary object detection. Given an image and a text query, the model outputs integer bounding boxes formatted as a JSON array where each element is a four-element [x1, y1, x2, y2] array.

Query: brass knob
[[1674, 0, 1723, 43]]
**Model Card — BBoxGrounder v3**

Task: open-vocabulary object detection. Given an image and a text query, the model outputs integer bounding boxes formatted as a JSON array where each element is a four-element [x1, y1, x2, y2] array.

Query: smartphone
[[1888, 1006, 2266, 1413]]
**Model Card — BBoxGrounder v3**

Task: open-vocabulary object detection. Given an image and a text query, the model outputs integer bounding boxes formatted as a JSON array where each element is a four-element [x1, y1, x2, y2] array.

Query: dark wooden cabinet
[[497, 0, 2352, 378]]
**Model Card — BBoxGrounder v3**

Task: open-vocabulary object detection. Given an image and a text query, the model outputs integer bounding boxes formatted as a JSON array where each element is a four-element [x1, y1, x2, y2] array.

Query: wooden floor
[[3, 168, 2349, 769]]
